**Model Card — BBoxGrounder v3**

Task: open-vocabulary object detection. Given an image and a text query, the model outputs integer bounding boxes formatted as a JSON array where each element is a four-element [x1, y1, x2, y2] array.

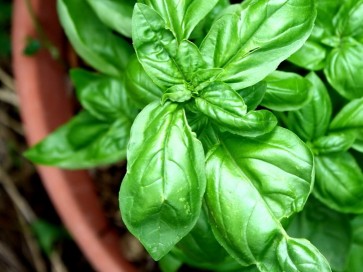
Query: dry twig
[[0, 111, 23, 135], [0, 167, 68, 272], [0, 88, 19, 107], [0, 167, 45, 271], [0, 68, 15, 91]]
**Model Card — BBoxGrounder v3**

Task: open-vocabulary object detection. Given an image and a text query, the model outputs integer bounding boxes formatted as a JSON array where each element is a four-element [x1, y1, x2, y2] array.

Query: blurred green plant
[[0, 0, 11, 58]]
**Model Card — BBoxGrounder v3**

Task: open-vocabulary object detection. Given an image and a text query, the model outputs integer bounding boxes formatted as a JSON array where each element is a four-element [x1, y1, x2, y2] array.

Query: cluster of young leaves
[[288, 0, 363, 100], [280, 69, 363, 272], [119, 0, 333, 271], [24, 0, 363, 271], [278, 1, 363, 271]]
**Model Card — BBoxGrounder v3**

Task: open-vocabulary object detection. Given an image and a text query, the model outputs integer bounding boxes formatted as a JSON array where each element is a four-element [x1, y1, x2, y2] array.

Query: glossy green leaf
[[186, 110, 210, 136], [261, 71, 312, 112], [25, 111, 131, 168], [288, 40, 327, 71], [140, 0, 219, 41], [330, 98, 363, 133], [238, 81, 266, 111], [196, 123, 221, 151], [159, 254, 182, 272], [314, 152, 363, 213], [87, 0, 134, 37], [331, 103, 363, 148], [313, 0, 341, 39], [206, 143, 279, 267], [352, 133, 363, 153], [124, 55, 163, 108], [209, 127, 314, 221], [162, 84, 192, 103], [271, 237, 331, 272], [195, 82, 276, 137], [288, 72, 332, 141], [312, 132, 356, 155], [324, 41, 363, 100], [216, 110, 277, 138], [287, 198, 352, 272], [239, 266, 260, 272], [191, 68, 223, 87], [335, 0, 363, 40], [175, 40, 206, 82], [58, 0, 132, 76], [197, 0, 235, 39], [195, 82, 247, 121], [200, 0, 316, 90], [132, 3, 183, 89], [70, 69, 137, 121], [205, 128, 329, 270], [119, 101, 206, 260], [345, 215, 363, 272], [172, 205, 241, 271]]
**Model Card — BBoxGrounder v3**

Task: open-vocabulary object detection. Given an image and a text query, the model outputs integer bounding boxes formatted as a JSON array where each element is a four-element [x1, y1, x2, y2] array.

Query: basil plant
[[26, 0, 363, 271]]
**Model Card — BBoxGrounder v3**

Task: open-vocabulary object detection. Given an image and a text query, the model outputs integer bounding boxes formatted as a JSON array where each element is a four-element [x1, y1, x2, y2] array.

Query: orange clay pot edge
[[12, 0, 136, 271]]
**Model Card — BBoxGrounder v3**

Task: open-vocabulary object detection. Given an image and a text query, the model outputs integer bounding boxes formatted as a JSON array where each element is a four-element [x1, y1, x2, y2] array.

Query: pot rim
[[12, 0, 136, 271]]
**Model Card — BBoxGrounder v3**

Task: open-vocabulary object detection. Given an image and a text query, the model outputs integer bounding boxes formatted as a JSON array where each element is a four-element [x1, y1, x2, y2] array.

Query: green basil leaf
[[197, 123, 221, 151], [195, 81, 247, 121], [261, 71, 313, 112], [345, 215, 363, 272], [314, 0, 341, 39], [205, 128, 329, 270], [324, 41, 363, 100], [216, 110, 277, 138], [186, 110, 210, 136], [119, 101, 206, 260], [314, 152, 363, 214], [288, 40, 327, 71], [200, 0, 316, 90], [239, 266, 260, 272], [195, 82, 276, 137], [238, 81, 266, 111], [287, 198, 352, 272], [162, 84, 192, 103], [288, 72, 332, 141], [25, 111, 131, 168], [70, 69, 137, 121], [124, 55, 163, 108], [140, 0, 219, 42], [210, 127, 314, 221], [271, 237, 331, 272], [206, 141, 279, 267], [87, 0, 134, 38], [191, 68, 223, 87], [58, 0, 132, 76], [330, 98, 363, 133], [132, 3, 183, 89], [335, 0, 363, 40], [175, 40, 206, 82], [159, 254, 183, 272], [312, 132, 356, 155], [352, 133, 363, 153], [197, 0, 235, 38], [172, 205, 241, 271]]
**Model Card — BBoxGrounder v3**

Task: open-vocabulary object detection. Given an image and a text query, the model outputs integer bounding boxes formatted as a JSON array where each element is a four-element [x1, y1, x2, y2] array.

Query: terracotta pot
[[12, 0, 136, 271]]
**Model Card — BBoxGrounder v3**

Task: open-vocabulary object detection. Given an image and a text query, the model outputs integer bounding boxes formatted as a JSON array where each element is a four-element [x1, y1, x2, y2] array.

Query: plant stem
[[22, 0, 61, 61]]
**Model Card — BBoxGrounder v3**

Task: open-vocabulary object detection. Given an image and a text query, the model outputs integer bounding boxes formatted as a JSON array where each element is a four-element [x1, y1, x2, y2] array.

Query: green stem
[[22, 0, 61, 62]]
